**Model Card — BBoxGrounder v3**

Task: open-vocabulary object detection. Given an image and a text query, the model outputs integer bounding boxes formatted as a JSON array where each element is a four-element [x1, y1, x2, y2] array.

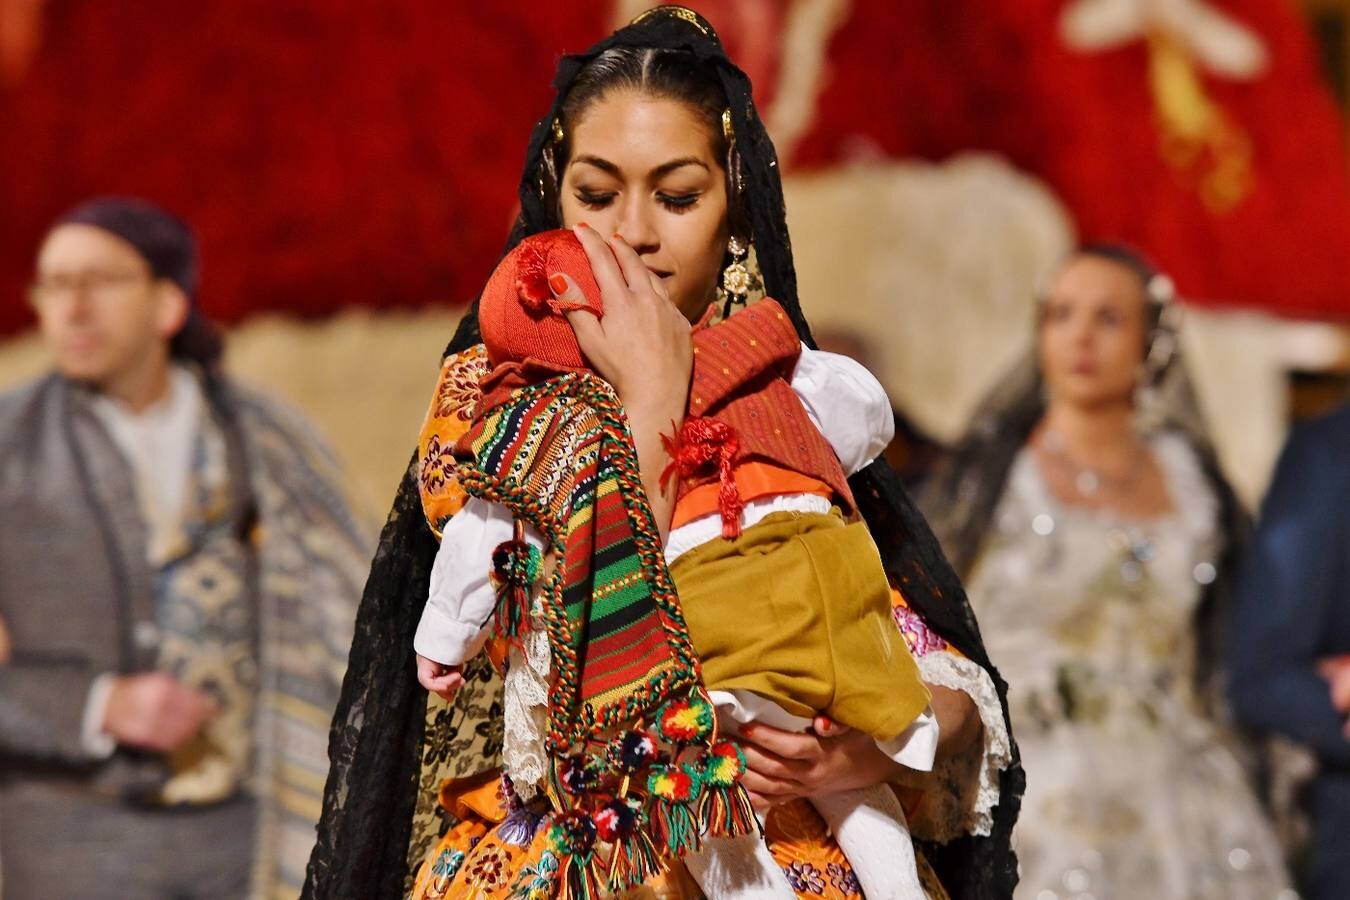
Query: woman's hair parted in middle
[[541, 46, 749, 238]]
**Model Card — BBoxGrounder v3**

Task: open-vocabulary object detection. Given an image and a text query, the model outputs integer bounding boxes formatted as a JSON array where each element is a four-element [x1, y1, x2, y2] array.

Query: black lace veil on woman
[[304, 8, 1023, 898]]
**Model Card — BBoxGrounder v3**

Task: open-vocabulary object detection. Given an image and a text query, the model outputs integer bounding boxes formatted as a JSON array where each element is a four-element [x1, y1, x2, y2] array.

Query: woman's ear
[[154, 280, 191, 342]]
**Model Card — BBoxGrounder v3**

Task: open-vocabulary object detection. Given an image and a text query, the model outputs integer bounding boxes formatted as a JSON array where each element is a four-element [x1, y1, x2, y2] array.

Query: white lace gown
[[965, 433, 1293, 899]]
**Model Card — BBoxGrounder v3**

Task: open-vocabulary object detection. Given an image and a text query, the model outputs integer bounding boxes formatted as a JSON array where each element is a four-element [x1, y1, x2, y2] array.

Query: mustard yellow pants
[[669, 511, 928, 743]]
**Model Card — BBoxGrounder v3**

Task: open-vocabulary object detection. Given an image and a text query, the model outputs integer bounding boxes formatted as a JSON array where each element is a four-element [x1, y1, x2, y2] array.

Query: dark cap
[[54, 196, 223, 365]]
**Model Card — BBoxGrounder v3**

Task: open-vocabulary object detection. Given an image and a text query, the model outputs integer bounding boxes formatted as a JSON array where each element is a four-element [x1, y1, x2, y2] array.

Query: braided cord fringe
[[458, 373, 706, 752]]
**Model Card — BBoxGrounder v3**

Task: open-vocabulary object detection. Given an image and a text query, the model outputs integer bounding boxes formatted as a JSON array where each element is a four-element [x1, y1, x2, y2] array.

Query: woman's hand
[[737, 720, 902, 814], [550, 223, 693, 535], [738, 684, 985, 813]]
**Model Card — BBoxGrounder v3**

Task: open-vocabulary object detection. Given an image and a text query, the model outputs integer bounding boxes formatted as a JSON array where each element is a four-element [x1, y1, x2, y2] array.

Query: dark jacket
[[1230, 402, 1350, 899]]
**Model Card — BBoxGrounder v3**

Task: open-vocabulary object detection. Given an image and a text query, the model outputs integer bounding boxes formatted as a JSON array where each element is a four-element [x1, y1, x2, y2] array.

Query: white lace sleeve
[[909, 650, 1012, 843]]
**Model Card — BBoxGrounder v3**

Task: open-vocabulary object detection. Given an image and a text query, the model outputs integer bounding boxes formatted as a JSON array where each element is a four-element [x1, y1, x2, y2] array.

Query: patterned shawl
[[453, 371, 754, 896]]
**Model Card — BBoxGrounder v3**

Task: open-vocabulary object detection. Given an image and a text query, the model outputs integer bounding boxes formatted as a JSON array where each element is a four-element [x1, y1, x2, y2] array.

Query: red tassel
[[659, 417, 742, 538], [516, 241, 552, 311]]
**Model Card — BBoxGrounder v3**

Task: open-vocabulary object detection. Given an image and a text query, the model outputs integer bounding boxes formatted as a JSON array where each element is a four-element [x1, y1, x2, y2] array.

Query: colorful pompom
[[603, 800, 665, 893], [655, 696, 714, 745], [547, 810, 598, 856], [593, 797, 639, 843], [489, 539, 541, 589], [696, 742, 757, 839], [605, 730, 659, 775], [698, 740, 746, 788], [646, 763, 699, 802], [488, 538, 541, 642], [559, 755, 601, 796]]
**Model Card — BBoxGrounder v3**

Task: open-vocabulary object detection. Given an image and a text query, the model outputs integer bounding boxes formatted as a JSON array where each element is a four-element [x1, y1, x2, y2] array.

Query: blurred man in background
[[1230, 400, 1350, 900], [0, 198, 369, 899]]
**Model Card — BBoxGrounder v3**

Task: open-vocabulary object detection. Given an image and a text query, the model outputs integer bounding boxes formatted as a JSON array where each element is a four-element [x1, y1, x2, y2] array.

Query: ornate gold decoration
[[1147, 32, 1255, 213], [630, 5, 711, 36], [719, 235, 752, 310]]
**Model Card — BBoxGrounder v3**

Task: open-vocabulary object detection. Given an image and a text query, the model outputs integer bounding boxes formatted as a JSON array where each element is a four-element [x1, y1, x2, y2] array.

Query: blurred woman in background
[[922, 246, 1292, 899]]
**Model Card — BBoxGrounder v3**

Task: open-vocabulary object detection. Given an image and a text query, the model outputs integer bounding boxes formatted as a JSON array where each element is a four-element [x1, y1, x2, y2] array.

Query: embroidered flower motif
[[783, 860, 826, 894], [464, 844, 510, 890], [424, 847, 466, 899], [509, 849, 560, 900], [893, 604, 949, 657], [419, 434, 457, 495], [827, 862, 862, 896], [435, 347, 488, 421], [430, 847, 465, 879]]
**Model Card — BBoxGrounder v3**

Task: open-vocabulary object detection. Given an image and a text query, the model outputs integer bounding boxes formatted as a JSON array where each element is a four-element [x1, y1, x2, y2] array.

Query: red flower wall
[[1, 0, 1346, 338], [791, 0, 1350, 321], [0, 1, 612, 335]]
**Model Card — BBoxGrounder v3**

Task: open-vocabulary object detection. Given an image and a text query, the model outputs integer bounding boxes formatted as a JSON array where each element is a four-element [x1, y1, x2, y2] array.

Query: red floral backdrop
[[0, 0, 613, 334], [1, 0, 1346, 337], [791, 0, 1350, 321]]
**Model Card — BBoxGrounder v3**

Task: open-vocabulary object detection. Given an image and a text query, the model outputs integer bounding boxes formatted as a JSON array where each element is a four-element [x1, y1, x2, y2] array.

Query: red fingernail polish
[[549, 274, 568, 294], [612, 232, 625, 241], [576, 221, 589, 229]]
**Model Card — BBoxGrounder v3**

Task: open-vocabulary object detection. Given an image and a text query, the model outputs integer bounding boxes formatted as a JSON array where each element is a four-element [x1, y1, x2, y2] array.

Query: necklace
[[1041, 428, 1146, 499]]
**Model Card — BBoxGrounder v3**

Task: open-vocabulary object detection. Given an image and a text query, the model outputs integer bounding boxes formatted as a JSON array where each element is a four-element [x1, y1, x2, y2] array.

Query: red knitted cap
[[479, 229, 603, 370]]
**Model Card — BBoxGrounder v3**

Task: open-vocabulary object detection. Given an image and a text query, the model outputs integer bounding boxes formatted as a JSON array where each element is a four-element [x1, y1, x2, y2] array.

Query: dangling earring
[[1133, 372, 1163, 434], [719, 235, 751, 316]]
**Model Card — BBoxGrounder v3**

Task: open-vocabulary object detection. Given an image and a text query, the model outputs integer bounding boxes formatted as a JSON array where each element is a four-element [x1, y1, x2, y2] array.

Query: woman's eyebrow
[[570, 155, 710, 180], [649, 157, 710, 179], [572, 154, 620, 176]]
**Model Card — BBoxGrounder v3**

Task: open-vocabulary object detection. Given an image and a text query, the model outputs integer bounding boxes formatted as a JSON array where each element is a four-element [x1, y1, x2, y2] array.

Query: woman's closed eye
[[574, 189, 617, 210], [656, 191, 700, 212], [572, 189, 702, 212]]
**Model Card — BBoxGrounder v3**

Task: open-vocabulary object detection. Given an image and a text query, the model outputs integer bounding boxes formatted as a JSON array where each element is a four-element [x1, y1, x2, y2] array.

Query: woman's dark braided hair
[[304, 9, 1021, 898]]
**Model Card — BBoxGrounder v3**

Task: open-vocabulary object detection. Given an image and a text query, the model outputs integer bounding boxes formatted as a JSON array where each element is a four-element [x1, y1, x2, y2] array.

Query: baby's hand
[[416, 654, 465, 701]]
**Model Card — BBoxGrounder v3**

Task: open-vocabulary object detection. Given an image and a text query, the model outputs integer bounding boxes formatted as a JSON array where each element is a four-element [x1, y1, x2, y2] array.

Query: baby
[[416, 230, 933, 899]]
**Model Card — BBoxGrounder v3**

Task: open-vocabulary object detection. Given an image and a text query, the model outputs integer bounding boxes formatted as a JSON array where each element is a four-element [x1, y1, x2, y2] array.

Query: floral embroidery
[[432, 847, 466, 878], [509, 849, 560, 900], [465, 844, 511, 890], [436, 346, 489, 421], [826, 862, 861, 896], [894, 603, 949, 657], [783, 861, 826, 894], [421, 848, 466, 900], [419, 434, 458, 497]]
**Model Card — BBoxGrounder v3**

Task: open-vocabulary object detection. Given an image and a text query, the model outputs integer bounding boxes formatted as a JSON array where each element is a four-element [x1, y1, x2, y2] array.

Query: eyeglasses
[[28, 269, 153, 306]]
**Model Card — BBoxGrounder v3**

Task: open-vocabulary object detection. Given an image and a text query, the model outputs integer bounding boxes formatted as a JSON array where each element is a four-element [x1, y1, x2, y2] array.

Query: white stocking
[[809, 785, 926, 900], [681, 830, 796, 899]]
